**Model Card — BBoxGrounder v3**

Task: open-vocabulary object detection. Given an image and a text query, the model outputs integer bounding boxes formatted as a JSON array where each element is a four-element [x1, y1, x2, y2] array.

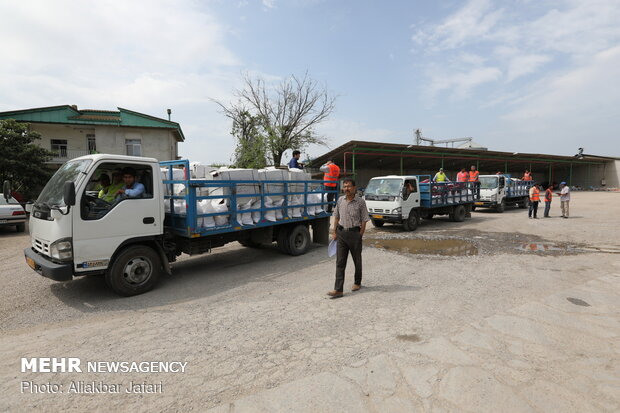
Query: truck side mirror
[[2, 180, 10, 201], [63, 181, 76, 207]]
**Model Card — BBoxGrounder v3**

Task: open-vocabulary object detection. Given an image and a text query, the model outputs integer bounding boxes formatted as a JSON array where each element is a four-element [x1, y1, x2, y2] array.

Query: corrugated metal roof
[[312, 140, 613, 165]]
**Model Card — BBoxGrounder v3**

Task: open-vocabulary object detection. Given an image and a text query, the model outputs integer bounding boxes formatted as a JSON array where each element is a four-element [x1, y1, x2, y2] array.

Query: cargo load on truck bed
[[161, 160, 332, 238]]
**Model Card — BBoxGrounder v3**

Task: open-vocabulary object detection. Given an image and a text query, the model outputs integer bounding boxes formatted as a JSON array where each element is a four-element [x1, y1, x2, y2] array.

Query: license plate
[[474, 202, 484, 206], [26, 256, 36, 270], [372, 214, 383, 219], [0, 219, 7, 224]]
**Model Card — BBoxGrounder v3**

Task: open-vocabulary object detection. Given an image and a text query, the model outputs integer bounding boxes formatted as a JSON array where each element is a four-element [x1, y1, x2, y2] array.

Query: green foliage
[[215, 72, 335, 166], [0, 119, 54, 200], [230, 111, 268, 169]]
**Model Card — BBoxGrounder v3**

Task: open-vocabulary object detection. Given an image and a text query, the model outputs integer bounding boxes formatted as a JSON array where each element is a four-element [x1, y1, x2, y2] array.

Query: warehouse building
[[311, 140, 620, 189]]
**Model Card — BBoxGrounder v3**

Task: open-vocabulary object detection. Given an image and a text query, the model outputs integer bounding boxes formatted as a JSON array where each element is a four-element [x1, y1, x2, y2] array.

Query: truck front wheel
[[403, 211, 419, 231], [106, 245, 161, 296], [496, 200, 505, 213], [371, 219, 384, 227]]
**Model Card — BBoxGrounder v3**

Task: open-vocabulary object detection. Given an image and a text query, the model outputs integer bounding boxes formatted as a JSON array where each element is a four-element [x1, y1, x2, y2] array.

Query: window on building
[[125, 139, 142, 157], [87, 134, 96, 153], [51, 139, 68, 157]]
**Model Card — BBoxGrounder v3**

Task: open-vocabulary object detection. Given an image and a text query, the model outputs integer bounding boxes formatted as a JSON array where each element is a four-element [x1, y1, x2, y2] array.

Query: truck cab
[[475, 174, 530, 212], [25, 154, 165, 291], [364, 175, 420, 227], [477, 175, 508, 211]]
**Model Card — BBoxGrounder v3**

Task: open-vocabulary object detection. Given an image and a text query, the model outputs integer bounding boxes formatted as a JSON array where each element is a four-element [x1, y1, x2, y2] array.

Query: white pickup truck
[[363, 175, 477, 231]]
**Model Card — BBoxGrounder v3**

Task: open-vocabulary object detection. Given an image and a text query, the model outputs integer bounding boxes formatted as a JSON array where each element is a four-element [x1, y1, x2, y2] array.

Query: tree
[[215, 72, 336, 166], [226, 106, 268, 169], [0, 119, 54, 200]]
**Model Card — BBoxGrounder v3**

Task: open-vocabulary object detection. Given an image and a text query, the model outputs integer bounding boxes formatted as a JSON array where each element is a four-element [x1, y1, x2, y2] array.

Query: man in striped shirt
[[327, 178, 370, 299]]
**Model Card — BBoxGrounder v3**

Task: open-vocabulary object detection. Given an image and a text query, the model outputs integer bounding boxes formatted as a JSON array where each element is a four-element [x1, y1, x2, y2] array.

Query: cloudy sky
[[1, 0, 619, 164]]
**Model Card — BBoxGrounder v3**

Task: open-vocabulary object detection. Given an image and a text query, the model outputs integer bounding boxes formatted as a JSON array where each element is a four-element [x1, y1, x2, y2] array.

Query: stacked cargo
[[162, 164, 327, 229]]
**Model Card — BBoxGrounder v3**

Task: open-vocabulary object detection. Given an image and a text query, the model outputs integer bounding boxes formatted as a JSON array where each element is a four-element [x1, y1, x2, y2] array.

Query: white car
[[0, 196, 27, 232]]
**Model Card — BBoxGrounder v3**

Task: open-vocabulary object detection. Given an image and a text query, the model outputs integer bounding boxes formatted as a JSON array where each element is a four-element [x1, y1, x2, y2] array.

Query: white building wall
[[603, 160, 620, 188], [30, 123, 178, 162]]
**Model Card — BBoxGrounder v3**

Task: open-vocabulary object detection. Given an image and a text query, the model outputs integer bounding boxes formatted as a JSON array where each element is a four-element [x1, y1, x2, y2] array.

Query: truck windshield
[[479, 176, 498, 189], [37, 159, 92, 206], [365, 178, 403, 196]]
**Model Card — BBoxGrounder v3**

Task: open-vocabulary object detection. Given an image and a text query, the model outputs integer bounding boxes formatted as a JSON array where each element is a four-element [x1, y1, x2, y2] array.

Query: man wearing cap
[[557, 182, 570, 218], [433, 168, 449, 182]]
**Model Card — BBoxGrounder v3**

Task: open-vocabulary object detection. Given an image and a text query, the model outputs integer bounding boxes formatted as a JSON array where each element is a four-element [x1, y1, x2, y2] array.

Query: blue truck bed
[[418, 176, 477, 208], [160, 160, 335, 238]]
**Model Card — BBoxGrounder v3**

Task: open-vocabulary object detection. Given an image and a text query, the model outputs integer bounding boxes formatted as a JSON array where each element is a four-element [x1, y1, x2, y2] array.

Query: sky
[[1, 0, 619, 164]]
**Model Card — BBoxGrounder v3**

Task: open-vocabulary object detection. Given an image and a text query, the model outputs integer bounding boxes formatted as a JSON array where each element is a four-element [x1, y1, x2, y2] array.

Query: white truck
[[363, 175, 477, 231], [18, 155, 333, 296], [474, 174, 532, 212]]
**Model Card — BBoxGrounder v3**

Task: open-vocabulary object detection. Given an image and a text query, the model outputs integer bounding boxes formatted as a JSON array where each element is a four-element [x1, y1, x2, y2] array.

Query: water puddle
[[396, 334, 421, 342], [517, 243, 564, 252], [365, 238, 478, 256]]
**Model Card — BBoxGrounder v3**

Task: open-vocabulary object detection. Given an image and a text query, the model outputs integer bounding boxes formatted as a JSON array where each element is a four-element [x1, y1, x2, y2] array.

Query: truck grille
[[33, 238, 50, 255], [371, 208, 385, 213]]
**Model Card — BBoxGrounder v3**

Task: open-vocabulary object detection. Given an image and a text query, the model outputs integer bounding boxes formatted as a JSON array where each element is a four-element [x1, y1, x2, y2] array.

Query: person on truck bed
[[433, 168, 450, 182], [468, 166, 480, 197], [456, 168, 468, 183], [116, 167, 145, 198], [288, 150, 304, 170]]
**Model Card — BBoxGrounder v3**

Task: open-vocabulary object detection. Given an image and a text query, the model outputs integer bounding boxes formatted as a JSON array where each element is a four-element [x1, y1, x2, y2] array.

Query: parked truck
[[474, 174, 533, 212], [363, 175, 477, 231], [19, 155, 334, 296]]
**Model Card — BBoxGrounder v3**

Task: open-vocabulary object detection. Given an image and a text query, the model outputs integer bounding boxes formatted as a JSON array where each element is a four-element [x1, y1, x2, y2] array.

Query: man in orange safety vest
[[320, 160, 340, 212]]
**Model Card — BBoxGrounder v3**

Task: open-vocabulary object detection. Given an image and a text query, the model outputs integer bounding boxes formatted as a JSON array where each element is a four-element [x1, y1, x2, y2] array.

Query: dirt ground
[[0, 192, 618, 412]]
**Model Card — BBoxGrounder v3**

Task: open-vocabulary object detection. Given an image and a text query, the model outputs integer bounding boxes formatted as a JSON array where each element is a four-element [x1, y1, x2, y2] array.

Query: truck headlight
[[392, 207, 401, 214], [50, 238, 73, 261]]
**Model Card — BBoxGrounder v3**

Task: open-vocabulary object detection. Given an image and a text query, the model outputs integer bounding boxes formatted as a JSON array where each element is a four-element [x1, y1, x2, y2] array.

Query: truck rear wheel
[[106, 245, 161, 296], [403, 211, 419, 231], [276, 227, 290, 254], [288, 224, 311, 256], [496, 200, 505, 213], [452, 205, 467, 222], [371, 219, 384, 227], [519, 198, 528, 209]]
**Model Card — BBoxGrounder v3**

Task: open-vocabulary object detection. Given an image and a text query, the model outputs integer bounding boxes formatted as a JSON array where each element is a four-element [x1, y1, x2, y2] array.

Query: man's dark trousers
[[544, 201, 551, 217], [529, 201, 539, 218], [335, 228, 362, 292]]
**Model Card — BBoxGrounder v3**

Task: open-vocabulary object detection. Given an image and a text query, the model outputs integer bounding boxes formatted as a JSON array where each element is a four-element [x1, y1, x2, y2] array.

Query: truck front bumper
[[24, 247, 73, 281], [474, 201, 495, 208], [368, 213, 402, 223]]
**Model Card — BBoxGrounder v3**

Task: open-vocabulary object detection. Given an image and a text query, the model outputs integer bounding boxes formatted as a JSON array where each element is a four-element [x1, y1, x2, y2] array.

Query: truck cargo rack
[[160, 160, 337, 238]]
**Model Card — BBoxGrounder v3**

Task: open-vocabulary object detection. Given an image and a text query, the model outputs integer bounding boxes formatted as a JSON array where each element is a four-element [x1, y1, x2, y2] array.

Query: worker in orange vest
[[320, 160, 340, 212], [528, 183, 540, 219], [468, 165, 480, 198], [543, 184, 553, 218], [456, 168, 468, 182], [522, 170, 533, 181]]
